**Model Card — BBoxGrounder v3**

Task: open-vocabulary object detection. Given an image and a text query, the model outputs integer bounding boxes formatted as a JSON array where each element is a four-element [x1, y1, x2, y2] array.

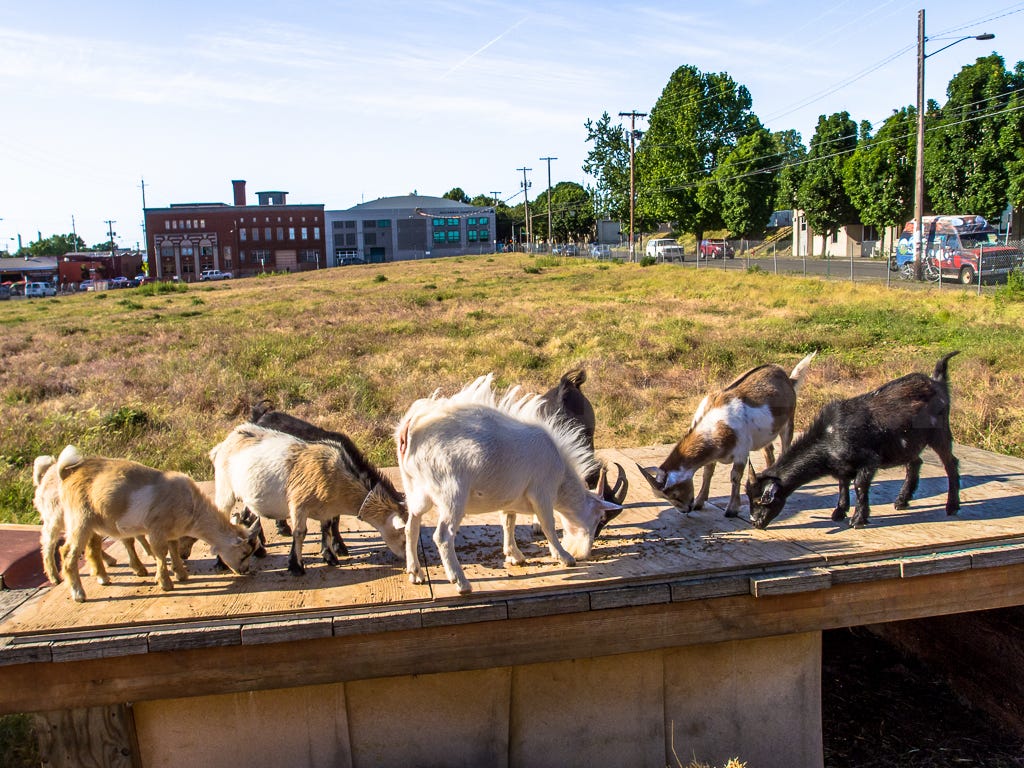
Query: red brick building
[[144, 180, 326, 281]]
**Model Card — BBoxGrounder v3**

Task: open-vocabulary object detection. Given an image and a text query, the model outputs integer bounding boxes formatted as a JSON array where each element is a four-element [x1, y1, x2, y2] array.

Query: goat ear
[[746, 460, 758, 486], [357, 484, 384, 520], [759, 480, 779, 506], [244, 519, 262, 542], [636, 464, 665, 492]]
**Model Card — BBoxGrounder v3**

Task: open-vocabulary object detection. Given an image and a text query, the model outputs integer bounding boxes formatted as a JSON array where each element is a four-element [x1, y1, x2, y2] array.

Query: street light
[[913, 8, 994, 279]]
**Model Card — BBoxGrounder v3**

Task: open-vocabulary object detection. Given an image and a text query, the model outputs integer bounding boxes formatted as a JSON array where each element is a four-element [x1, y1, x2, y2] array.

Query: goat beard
[[556, 512, 594, 559]]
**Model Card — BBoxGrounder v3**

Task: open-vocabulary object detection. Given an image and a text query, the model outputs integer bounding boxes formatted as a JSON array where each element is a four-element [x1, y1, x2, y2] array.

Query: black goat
[[745, 352, 960, 529], [538, 369, 628, 505], [248, 402, 404, 563]]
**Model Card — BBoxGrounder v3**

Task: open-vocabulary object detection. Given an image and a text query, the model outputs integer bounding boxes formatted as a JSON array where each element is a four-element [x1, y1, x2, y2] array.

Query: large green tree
[[24, 233, 87, 257], [798, 111, 858, 256], [442, 187, 470, 203], [636, 65, 758, 243], [844, 108, 916, 249], [771, 129, 807, 213], [925, 54, 1020, 221], [582, 111, 632, 223], [711, 127, 778, 237], [530, 182, 595, 243], [1004, 61, 1024, 213]]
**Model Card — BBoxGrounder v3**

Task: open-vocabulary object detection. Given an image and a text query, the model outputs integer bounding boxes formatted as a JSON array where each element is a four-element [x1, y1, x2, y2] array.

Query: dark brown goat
[[745, 352, 960, 529], [538, 369, 628, 505]]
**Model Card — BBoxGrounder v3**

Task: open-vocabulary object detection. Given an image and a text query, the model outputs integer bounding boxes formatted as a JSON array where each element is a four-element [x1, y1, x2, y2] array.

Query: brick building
[[144, 180, 326, 281]]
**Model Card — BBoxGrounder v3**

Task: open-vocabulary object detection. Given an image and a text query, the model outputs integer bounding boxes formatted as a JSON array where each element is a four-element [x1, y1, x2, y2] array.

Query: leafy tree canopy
[[442, 187, 470, 203], [798, 111, 859, 254], [583, 111, 631, 223], [844, 107, 916, 233], [530, 182, 595, 242]]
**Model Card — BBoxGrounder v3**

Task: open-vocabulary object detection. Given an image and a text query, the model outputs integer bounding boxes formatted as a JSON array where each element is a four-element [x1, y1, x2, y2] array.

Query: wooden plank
[[589, 583, 671, 611], [51, 634, 149, 663], [147, 625, 241, 653], [241, 617, 333, 645], [900, 553, 973, 578], [5, 562, 1024, 716], [506, 593, 590, 620], [751, 568, 832, 597], [971, 545, 1024, 569], [35, 703, 139, 768], [0, 638, 51, 666], [670, 575, 749, 602], [829, 561, 903, 585], [421, 602, 508, 628], [333, 609, 422, 637]]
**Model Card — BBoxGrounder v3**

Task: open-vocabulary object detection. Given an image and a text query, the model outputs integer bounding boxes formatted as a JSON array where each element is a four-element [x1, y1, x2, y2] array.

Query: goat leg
[[933, 444, 961, 516], [86, 536, 111, 585], [319, 524, 341, 567], [168, 540, 189, 582], [276, 519, 292, 537], [287, 513, 308, 575], [328, 517, 348, 557], [850, 468, 876, 528], [124, 537, 150, 577], [501, 512, 527, 566], [832, 479, 851, 521], [694, 463, 715, 511], [894, 457, 923, 510]]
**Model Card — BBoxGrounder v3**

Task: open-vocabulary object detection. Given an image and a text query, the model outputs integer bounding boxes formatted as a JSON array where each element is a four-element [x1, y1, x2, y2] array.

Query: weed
[[640, 255, 657, 267], [523, 265, 542, 274], [374, 274, 388, 283]]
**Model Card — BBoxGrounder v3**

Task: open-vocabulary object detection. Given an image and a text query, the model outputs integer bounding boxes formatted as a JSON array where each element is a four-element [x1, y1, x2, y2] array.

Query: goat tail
[[33, 455, 56, 487], [789, 351, 817, 390], [56, 445, 84, 477], [932, 351, 961, 384], [249, 399, 275, 423], [561, 369, 587, 390]]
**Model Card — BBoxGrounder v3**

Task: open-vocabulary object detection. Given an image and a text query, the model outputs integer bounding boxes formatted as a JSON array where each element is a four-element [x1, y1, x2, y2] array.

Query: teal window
[[478, 230, 490, 241], [468, 230, 478, 241], [467, 217, 477, 226], [447, 231, 460, 242], [433, 218, 445, 227], [378, 219, 391, 228], [433, 231, 445, 243], [447, 218, 458, 226]]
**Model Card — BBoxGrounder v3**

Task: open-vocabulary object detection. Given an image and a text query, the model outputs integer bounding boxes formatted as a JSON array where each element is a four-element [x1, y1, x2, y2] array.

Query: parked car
[[25, 281, 57, 298], [78, 280, 95, 292], [0, 284, 10, 300], [645, 238, 685, 261], [699, 239, 735, 259], [339, 256, 366, 267], [590, 244, 613, 259], [108, 276, 131, 288], [892, 215, 1022, 285], [199, 269, 232, 281]]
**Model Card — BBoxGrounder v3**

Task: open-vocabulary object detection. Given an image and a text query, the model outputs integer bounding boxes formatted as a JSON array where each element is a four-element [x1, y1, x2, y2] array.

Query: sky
[[1, 0, 1021, 250]]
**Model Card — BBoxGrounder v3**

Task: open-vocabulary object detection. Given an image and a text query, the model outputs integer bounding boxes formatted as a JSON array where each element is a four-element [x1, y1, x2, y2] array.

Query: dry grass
[[2, 252, 1023, 523]]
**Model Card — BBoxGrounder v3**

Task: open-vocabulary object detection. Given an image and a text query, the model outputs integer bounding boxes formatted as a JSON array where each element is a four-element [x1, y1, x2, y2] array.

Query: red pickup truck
[[699, 239, 735, 259]]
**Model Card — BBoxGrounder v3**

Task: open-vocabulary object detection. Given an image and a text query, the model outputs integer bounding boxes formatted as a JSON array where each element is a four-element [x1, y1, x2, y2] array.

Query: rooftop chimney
[[232, 179, 246, 206]]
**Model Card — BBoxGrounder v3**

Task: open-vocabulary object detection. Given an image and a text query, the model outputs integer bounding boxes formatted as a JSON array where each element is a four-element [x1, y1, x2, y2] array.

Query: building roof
[[0, 256, 59, 274], [343, 195, 484, 213]]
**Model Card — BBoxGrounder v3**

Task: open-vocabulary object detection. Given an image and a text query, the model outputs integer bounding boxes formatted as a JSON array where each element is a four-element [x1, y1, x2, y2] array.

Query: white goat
[[209, 424, 407, 575], [33, 454, 153, 585], [396, 374, 622, 594], [56, 446, 259, 602], [639, 352, 816, 516]]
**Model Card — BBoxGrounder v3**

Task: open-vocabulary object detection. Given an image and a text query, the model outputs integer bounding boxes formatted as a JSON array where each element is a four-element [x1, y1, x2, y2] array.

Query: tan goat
[[56, 446, 260, 602]]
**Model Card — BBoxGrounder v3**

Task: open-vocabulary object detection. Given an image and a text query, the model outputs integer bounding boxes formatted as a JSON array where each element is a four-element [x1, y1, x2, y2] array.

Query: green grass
[[1, 252, 1022, 523]]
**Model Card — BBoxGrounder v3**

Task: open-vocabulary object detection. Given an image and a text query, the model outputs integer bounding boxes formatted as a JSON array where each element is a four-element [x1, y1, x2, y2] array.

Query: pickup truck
[[199, 269, 232, 281], [645, 238, 685, 262]]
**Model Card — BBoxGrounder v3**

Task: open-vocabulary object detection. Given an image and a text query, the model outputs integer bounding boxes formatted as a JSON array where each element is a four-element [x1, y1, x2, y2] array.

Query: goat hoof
[[692, 501, 705, 511], [946, 506, 960, 516], [893, 499, 910, 510], [287, 563, 306, 576], [851, 517, 869, 529], [831, 509, 847, 521], [504, 555, 527, 567], [409, 570, 426, 585], [723, 509, 739, 518], [276, 521, 292, 537], [332, 541, 349, 557]]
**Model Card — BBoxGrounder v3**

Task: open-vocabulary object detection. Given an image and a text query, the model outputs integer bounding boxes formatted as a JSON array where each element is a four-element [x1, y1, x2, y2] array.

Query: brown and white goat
[[56, 446, 260, 602], [639, 352, 816, 516], [33, 454, 156, 585], [209, 424, 407, 575], [396, 374, 622, 594]]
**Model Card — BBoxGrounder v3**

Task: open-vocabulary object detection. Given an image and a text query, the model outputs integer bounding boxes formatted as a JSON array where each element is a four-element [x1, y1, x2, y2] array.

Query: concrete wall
[[133, 631, 822, 768]]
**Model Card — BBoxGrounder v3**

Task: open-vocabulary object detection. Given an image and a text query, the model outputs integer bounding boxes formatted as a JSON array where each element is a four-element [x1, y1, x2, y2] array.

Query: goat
[[745, 352, 960, 529], [538, 369, 628, 505], [209, 423, 406, 575], [639, 352, 816, 516], [248, 400, 356, 560], [55, 446, 260, 602], [395, 374, 622, 594], [32, 455, 189, 585]]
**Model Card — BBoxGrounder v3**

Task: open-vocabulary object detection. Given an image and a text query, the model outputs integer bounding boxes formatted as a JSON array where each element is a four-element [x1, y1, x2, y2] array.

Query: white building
[[325, 195, 496, 265]]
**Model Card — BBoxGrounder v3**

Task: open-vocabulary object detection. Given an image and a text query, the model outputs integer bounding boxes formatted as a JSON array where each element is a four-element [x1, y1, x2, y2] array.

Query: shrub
[[640, 255, 657, 267]]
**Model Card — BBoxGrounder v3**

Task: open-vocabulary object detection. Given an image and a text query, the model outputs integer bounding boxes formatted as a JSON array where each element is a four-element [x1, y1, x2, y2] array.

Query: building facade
[[144, 180, 326, 281], [324, 195, 496, 265]]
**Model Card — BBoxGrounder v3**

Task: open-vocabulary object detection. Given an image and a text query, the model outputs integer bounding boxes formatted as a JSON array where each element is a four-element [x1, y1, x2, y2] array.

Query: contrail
[[441, 16, 528, 78]]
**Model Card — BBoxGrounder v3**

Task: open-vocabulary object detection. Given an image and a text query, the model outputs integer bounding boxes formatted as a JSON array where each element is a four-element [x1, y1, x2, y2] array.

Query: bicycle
[[895, 256, 941, 282]]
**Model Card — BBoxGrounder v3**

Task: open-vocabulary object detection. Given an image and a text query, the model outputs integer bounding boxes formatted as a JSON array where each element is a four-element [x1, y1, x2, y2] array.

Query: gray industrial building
[[325, 195, 496, 265]]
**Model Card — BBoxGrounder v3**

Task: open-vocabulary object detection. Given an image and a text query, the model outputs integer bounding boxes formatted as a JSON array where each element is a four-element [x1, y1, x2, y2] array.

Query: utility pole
[[619, 111, 646, 262], [517, 167, 532, 251], [105, 219, 117, 257], [71, 215, 78, 251], [540, 156, 557, 249]]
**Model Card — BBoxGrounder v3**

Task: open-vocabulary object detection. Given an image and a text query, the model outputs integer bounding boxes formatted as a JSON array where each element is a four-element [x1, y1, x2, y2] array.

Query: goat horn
[[636, 464, 666, 493], [608, 462, 629, 505], [596, 465, 607, 497]]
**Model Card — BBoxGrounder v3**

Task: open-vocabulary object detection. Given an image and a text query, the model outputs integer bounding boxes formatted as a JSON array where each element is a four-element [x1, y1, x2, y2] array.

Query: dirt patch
[[823, 627, 1024, 767]]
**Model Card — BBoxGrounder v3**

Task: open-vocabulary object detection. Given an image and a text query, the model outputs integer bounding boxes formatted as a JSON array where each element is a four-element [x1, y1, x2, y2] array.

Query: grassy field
[[2, 252, 1023, 524]]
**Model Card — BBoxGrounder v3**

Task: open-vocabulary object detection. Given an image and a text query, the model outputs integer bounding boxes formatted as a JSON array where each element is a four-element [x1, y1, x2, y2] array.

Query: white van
[[25, 281, 57, 298]]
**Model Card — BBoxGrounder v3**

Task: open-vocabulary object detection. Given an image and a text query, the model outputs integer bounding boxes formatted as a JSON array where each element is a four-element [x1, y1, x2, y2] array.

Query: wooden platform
[[2, 442, 1023, 654], [2, 443, 1023, 768]]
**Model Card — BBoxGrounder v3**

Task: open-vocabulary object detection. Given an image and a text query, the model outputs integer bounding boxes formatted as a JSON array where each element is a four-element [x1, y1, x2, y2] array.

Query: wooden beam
[[2, 562, 1024, 715]]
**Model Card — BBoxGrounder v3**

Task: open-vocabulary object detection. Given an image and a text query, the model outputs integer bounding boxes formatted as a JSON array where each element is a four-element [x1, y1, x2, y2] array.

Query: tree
[[925, 54, 1019, 222], [770, 129, 807, 212], [25, 233, 87, 258], [1004, 61, 1024, 213], [712, 127, 778, 237], [582, 112, 631, 222], [530, 182, 595, 243], [635, 65, 758, 244], [442, 187, 470, 204], [798, 111, 858, 257], [844, 108, 916, 250]]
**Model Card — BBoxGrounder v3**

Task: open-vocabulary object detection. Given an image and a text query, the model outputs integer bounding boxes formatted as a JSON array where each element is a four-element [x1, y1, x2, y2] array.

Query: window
[[239, 229, 247, 242], [468, 218, 477, 226], [300, 227, 307, 240], [468, 230, 478, 241], [447, 218, 458, 226], [277, 227, 285, 240], [377, 219, 390, 228], [264, 227, 272, 240], [160, 244, 174, 258], [300, 249, 319, 263], [433, 231, 445, 243], [364, 220, 376, 229], [447, 231, 460, 242], [334, 234, 345, 247], [313, 227, 320, 240], [181, 244, 194, 257], [478, 230, 489, 241], [345, 233, 356, 246], [200, 219, 205, 228], [433, 218, 445, 227], [164, 221, 171, 230], [289, 228, 296, 240], [252, 228, 259, 241], [344, 221, 355, 229]]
